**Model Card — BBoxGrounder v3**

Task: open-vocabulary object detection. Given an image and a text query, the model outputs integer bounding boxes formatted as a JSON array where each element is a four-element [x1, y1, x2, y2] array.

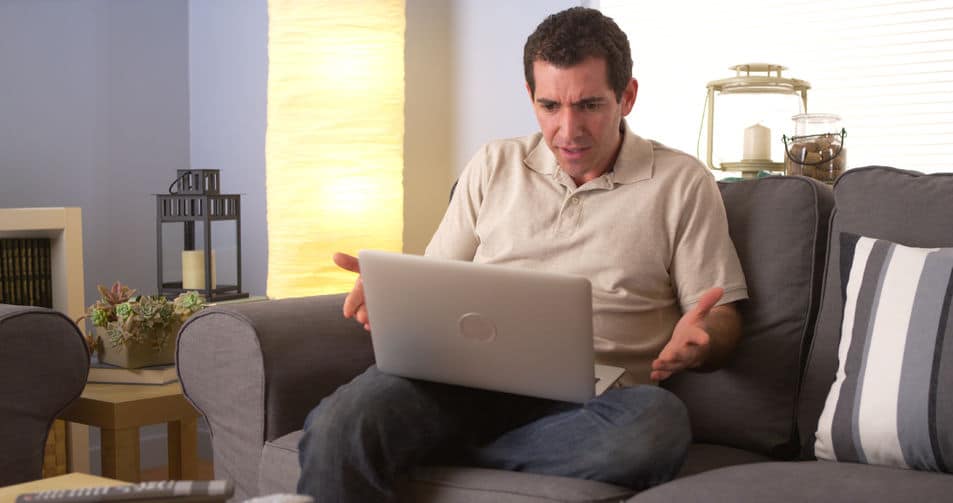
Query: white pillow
[[814, 233, 953, 472]]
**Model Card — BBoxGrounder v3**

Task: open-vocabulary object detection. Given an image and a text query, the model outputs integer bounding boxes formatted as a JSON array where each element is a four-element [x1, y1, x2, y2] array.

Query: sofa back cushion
[[662, 176, 833, 458], [798, 166, 953, 457]]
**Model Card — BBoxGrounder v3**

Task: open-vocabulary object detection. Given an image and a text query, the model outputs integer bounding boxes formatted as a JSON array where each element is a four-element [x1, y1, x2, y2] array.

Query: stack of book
[[88, 360, 179, 385], [0, 238, 53, 308]]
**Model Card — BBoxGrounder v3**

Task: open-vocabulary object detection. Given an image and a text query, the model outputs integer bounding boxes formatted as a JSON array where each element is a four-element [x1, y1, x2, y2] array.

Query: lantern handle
[[168, 172, 190, 195], [782, 129, 847, 167]]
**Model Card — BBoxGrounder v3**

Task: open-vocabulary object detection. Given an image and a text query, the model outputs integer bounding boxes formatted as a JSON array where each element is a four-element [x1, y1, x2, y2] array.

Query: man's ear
[[621, 78, 638, 116]]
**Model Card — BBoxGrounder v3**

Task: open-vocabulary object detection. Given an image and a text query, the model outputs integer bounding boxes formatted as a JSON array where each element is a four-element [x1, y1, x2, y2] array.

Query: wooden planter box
[[94, 326, 176, 369]]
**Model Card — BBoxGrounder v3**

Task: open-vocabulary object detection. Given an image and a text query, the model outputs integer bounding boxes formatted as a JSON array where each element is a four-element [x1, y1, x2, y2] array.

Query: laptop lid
[[359, 250, 597, 403]]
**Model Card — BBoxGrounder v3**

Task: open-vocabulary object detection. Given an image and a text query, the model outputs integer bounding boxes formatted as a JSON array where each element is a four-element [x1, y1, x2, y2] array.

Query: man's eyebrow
[[535, 97, 608, 105], [574, 97, 608, 105]]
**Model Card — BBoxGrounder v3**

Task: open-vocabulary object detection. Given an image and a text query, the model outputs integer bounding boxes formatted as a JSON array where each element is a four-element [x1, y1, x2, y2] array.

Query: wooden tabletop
[[59, 382, 199, 429]]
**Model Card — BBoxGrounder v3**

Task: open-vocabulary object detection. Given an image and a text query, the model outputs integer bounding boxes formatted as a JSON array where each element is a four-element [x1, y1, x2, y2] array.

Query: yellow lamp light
[[266, 0, 405, 298]]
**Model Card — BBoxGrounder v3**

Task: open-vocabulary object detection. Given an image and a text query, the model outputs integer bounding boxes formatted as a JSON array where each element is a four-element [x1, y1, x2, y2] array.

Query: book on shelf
[[87, 360, 178, 385], [0, 238, 52, 308]]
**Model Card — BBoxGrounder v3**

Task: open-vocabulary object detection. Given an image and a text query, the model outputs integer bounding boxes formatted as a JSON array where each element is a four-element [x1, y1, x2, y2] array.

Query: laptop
[[358, 250, 625, 403]]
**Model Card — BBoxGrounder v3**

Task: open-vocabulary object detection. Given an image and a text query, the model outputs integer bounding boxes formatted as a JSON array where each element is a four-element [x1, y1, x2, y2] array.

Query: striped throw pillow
[[814, 233, 953, 472]]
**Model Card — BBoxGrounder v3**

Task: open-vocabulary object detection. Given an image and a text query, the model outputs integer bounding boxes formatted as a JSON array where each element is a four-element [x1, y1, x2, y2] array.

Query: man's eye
[[542, 103, 558, 112], [584, 102, 601, 111]]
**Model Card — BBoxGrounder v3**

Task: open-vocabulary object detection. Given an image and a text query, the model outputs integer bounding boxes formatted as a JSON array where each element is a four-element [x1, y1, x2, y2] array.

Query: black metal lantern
[[156, 169, 248, 301]]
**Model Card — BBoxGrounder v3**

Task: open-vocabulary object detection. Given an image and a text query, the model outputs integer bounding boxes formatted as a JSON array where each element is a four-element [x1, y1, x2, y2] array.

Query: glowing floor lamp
[[266, 0, 406, 297]]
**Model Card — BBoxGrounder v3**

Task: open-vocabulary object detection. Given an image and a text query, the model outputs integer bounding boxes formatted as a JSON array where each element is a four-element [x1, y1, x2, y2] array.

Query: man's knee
[[301, 367, 419, 451], [590, 386, 691, 488]]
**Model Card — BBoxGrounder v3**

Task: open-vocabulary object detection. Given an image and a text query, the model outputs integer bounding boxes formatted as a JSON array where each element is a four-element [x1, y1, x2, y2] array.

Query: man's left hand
[[650, 287, 724, 382]]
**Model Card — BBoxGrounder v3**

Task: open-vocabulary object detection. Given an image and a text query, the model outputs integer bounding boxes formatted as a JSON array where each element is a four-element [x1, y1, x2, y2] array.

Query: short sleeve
[[670, 171, 748, 312], [424, 145, 489, 260]]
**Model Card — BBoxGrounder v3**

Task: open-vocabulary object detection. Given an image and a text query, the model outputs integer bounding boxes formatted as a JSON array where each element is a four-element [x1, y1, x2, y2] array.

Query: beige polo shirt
[[425, 124, 748, 385]]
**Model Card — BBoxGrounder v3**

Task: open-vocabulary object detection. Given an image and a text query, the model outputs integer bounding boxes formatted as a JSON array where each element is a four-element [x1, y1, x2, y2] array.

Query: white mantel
[[0, 207, 85, 323]]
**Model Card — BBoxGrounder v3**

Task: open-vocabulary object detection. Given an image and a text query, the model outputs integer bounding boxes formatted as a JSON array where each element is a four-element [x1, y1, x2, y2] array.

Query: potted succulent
[[79, 282, 204, 368]]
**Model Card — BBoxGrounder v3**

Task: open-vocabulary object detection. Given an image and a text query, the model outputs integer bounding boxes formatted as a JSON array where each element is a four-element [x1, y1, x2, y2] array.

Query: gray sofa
[[177, 166, 953, 502], [0, 304, 90, 485]]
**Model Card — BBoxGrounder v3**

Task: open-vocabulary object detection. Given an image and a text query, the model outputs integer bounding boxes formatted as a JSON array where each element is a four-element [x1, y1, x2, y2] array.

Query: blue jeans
[[297, 366, 690, 503]]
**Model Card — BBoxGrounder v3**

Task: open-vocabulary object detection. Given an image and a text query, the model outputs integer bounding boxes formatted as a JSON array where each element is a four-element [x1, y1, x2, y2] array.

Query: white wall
[[449, 0, 580, 175], [188, 0, 268, 296], [0, 0, 191, 317], [403, 0, 580, 253]]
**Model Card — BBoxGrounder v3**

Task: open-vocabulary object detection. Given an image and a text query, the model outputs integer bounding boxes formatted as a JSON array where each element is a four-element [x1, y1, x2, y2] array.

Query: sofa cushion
[[628, 461, 953, 503], [259, 430, 304, 496], [799, 167, 953, 457], [662, 176, 833, 458], [403, 467, 634, 503], [261, 430, 635, 503], [814, 233, 953, 471], [676, 443, 773, 478]]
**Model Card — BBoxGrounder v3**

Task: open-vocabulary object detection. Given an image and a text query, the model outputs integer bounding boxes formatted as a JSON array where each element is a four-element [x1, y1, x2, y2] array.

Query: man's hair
[[523, 7, 632, 102]]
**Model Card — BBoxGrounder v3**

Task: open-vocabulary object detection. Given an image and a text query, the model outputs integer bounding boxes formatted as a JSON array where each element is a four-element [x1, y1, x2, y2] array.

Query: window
[[599, 0, 953, 174]]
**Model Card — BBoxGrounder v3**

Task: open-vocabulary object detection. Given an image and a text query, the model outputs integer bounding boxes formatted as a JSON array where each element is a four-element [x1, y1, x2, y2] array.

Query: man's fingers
[[652, 356, 684, 371], [651, 369, 673, 382], [355, 305, 369, 326], [342, 277, 365, 318], [333, 252, 361, 274]]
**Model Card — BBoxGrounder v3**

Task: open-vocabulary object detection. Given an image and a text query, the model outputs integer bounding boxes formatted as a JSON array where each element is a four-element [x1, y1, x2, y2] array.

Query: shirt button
[[571, 197, 580, 204]]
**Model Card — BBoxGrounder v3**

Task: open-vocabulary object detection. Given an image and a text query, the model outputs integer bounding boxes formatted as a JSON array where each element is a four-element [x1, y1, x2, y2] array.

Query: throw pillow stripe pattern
[[815, 233, 953, 472]]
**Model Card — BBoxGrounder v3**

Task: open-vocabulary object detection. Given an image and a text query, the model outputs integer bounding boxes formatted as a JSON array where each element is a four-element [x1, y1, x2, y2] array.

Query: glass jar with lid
[[783, 113, 846, 184]]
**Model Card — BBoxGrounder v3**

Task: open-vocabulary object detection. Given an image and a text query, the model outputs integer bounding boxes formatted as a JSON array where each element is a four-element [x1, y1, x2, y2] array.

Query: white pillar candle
[[743, 124, 771, 160], [182, 249, 216, 290]]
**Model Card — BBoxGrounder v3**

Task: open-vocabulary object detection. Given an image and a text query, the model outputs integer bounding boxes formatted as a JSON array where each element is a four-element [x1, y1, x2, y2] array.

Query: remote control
[[16, 480, 234, 503]]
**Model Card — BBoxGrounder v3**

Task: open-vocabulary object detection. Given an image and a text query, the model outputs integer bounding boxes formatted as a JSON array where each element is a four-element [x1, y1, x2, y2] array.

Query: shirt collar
[[523, 120, 654, 186]]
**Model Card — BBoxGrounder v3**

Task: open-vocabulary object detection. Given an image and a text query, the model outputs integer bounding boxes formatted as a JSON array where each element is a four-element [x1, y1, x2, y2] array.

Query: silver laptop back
[[359, 250, 596, 403]]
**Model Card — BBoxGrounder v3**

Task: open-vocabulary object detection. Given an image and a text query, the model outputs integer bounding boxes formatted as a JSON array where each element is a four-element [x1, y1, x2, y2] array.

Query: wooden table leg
[[100, 427, 140, 482], [66, 423, 90, 473], [167, 417, 198, 480]]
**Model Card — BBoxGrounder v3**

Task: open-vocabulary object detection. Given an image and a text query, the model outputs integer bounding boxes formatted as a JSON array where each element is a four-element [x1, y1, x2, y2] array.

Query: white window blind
[[598, 0, 953, 174]]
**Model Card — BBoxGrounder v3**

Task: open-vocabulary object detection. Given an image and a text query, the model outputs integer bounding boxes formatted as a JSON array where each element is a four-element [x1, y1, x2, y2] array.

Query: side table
[[59, 382, 201, 482]]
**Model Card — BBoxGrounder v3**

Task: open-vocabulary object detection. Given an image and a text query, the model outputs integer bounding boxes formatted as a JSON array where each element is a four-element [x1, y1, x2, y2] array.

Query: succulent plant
[[97, 282, 136, 306], [79, 282, 205, 352]]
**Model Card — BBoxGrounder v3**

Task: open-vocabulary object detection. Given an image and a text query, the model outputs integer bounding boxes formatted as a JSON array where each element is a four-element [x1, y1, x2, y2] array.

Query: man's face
[[529, 57, 637, 185]]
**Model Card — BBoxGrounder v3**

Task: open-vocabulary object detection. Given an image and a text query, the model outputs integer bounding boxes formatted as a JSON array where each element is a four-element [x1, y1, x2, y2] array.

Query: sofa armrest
[[0, 304, 90, 485], [176, 294, 373, 499]]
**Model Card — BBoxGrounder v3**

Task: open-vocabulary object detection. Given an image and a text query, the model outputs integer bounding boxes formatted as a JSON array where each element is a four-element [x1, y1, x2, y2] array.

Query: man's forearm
[[697, 303, 743, 371]]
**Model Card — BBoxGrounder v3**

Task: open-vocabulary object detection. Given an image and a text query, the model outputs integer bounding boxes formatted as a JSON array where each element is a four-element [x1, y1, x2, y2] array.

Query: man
[[298, 7, 747, 502]]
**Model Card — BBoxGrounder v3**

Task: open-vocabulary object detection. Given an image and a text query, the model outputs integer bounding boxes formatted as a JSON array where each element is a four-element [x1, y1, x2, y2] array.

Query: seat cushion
[[262, 430, 635, 502], [799, 167, 953, 457], [662, 176, 834, 458], [402, 467, 634, 503], [263, 433, 772, 502], [629, 461, 953, 503], [259, 430, 304, 496], [676, 443, 773, 478]]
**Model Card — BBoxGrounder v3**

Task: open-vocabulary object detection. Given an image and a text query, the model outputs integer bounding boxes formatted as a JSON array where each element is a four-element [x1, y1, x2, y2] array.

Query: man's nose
[[558, 108, 582, 141]]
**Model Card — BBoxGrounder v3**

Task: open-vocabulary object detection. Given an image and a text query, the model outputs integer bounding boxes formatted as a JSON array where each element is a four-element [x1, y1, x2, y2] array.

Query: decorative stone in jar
[[783, 113, 847, 184]]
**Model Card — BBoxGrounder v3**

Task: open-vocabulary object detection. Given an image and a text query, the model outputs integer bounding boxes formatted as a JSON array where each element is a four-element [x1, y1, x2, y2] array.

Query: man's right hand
[[333, 252, 370, 331]]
